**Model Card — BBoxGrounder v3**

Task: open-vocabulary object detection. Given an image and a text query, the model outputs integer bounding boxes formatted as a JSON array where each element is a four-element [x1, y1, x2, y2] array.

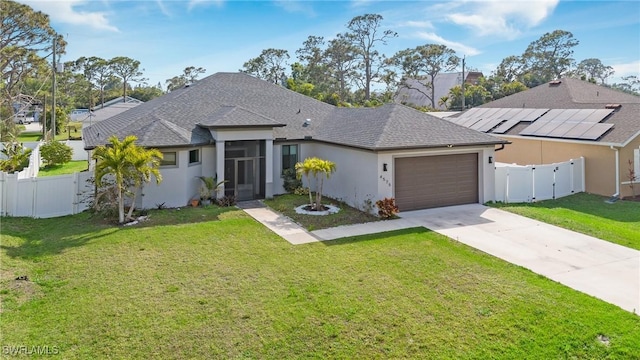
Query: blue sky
[[19, 0, 640, 90]]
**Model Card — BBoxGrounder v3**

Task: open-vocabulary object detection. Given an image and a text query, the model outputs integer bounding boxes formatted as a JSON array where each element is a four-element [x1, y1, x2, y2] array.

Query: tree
[[611, 75, 640, 96], [1, 0, 64, 140], [575, 58, 614, 84], [295, 157, 336, 211], [40, 140, 72, 167], [324, 34, 359, 102], [443, 84, 491, 110], [110, 56, 146, 101], [241, 48, 290, 84], [129, 85, 163, 102], [389, 44, 460, 108], [522, 30, 579, 81], [165, 66, 206, 92], [345, 14, 397, 101], [92, 135, 162, 224]]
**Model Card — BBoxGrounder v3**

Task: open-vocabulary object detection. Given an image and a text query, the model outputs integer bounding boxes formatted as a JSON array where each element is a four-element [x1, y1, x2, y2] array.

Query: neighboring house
[[445, 78, 640, 199], [395, 72, 484, 110], [84, 72, 506, 212], [78, 97, 144, 129]]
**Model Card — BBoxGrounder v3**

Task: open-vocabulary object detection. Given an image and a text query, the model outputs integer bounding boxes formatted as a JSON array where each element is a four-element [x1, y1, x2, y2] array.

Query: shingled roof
[[473, 78, 640, 145], [84, 72, 504, 150]]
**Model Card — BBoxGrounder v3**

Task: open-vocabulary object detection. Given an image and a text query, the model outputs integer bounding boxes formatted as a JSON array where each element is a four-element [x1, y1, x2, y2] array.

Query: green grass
[[490, 193, 640, 250], [53, 122, 83, 141], [1, 208, 639, 359], [38, 161, 89, 177], [16, 131, 42, 142], [263, 193, 379, 230]]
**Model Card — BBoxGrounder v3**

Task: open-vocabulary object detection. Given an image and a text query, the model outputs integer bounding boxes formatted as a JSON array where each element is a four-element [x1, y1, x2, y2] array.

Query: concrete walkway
[[238, 201, 640, 314]]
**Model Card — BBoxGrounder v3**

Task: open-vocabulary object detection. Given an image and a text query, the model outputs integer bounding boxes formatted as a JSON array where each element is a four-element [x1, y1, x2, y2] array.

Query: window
[[282, 144, 298, 172], [160, 152, 177, 166], [189, 149, 200, 164]]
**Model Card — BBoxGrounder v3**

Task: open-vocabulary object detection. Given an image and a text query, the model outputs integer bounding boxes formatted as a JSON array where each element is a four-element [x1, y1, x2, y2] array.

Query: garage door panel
[[395, 154, 478, 211]]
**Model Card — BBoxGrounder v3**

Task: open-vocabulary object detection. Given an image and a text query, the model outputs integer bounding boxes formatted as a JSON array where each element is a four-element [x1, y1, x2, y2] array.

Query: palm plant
[[125, 147, 163, 220], [295, 157, 317, 207], [314, 158, 336, 210], [295, 157, 336, 211], [93, 135, 162, 224], [196, 175, 227, 202]]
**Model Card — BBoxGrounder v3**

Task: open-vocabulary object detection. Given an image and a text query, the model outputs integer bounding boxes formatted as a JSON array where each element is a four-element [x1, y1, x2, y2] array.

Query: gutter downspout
[[610, 145, 620, 198]]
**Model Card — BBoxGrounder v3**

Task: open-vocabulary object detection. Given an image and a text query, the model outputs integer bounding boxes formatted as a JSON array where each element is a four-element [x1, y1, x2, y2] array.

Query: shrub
[[40, 141, 73, 167], [375, 197, 399, 219], [282, 168, 302, 193], [294, 186, 309, 196], [0, 140, 32, 172]]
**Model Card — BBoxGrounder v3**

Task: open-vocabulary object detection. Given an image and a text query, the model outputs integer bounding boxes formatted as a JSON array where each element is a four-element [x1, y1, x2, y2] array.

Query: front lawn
[[263, 193, 379, 230], [1, 208, 638, 359], [490, 193, 640, 250], [38, 161, 88, 177]]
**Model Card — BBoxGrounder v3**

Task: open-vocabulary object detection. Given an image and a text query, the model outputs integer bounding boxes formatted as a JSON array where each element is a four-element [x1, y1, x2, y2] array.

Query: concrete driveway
[[396, 204, 640, 314]]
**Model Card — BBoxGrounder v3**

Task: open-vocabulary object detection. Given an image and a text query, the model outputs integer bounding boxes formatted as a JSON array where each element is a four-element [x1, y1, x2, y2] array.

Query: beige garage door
[[395, 153, 479, 211]]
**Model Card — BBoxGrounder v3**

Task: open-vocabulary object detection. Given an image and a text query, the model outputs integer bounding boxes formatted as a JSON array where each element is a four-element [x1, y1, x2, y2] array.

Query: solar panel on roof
[[549, 121, 580, 138], [562, 122, 595, 138], [492, 108, 549, 134], [585, 109, 614, 123], [519, 117, 551, 135], [533, 119, 566, 136], [566, 109, 596, 122], [551, 109, 581, 122], [579, 123, 613, 140]]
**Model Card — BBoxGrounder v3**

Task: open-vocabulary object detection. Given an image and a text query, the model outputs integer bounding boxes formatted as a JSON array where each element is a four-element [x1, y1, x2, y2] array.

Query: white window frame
[[160, 151, 178, 167]]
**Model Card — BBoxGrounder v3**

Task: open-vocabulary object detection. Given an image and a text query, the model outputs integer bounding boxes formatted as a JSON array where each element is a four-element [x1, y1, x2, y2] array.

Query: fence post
[[32, 176, 38, 218], [72, 172, 79, 215], [531, 166, 536, 201], [0, 172, 5, 216]]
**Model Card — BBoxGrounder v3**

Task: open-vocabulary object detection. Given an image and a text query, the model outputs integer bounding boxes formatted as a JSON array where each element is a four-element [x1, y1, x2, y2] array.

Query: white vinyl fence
[[0, 170, 94, 218], [495, 157, 585, 203]]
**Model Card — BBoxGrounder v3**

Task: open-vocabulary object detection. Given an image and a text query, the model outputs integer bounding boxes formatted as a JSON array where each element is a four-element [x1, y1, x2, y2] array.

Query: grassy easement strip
[[16, 131, 42, 142], [490, 193, 640, 250], [1, 208, 638, 359], [38, 161, 89, 177]]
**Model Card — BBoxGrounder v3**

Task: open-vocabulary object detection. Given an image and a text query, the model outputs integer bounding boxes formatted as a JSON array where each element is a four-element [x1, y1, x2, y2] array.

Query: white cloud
[[273, 0, 316, 16], [20, 0, 119, 32], [156, 0, 172, 17], [611, 60, 640, 80], [416, 32, 481, 56], [446, 0, 559, 39], [399, 20, 434, 29], [188, 0, 225, 11]]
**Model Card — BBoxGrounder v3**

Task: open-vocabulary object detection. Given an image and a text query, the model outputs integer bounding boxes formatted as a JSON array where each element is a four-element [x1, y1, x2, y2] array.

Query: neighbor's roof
[[450, 78, 640, 145], [395, 72, 483, 110], [84, 72, 505, 150]]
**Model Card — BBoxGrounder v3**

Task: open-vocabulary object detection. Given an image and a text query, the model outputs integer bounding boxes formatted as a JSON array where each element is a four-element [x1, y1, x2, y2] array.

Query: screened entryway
[[224, 140, 266, 201]]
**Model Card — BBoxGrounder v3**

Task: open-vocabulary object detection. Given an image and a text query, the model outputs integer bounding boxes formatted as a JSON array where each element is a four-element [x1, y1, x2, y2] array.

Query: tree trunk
[[117, 185, 125, 224]]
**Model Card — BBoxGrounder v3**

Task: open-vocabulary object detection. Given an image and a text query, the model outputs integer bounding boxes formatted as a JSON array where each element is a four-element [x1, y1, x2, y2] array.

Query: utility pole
[[461, 55, 466, 111], [52, 38, 57, 139]]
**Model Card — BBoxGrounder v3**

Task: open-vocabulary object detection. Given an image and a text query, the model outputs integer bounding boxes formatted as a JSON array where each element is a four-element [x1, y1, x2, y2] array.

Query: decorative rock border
[[294, 204, 340, 216]]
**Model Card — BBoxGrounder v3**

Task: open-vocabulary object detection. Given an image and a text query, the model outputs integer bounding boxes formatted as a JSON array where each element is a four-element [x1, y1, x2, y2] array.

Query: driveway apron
[[398, 204, 640, 314]]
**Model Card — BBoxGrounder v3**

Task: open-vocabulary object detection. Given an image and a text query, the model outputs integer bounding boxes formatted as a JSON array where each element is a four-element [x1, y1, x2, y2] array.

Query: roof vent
[[549, 80, 562, 85], [605, 104, 622, 109]]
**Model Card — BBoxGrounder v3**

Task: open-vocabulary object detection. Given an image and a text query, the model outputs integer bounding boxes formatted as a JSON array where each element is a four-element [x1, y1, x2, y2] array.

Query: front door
[[224, 158, 256, 201]]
